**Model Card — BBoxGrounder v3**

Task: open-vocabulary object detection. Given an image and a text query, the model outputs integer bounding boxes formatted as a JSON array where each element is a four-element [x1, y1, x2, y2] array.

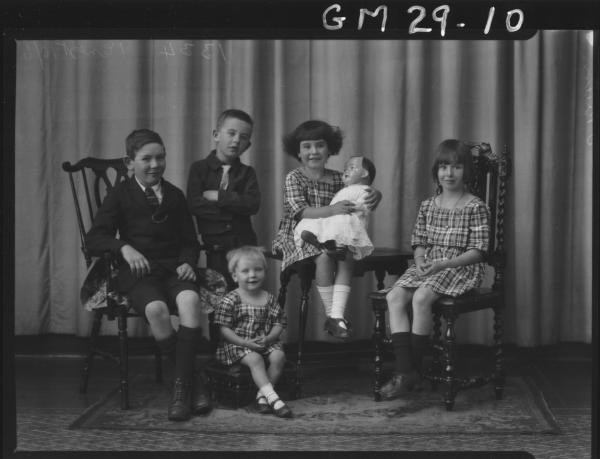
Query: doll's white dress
[[293, 184, 374, 260]]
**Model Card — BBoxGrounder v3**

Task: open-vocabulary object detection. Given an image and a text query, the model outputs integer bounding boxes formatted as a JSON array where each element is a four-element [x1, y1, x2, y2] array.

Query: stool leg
[[430, 311, 443, 389], [372, 299, 386, 401], [442, 310, 457, 411], [296, 272, 312, 399]]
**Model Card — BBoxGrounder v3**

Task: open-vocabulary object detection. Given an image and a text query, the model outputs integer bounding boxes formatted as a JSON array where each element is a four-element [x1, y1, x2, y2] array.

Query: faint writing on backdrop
[[19, 40, 227, 66]]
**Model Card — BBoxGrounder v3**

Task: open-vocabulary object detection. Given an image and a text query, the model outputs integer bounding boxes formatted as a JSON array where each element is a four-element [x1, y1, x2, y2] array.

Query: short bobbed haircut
[[216, 109, 254, 130], [283, 120, 343, 160], [226, 245, 267, 274], [125, 129, 165, 160], [431, 139, 475, 189]]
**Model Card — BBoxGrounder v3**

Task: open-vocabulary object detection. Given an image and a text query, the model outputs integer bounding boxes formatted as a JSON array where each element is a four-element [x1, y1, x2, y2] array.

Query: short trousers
[[126, 265, 198, 319]]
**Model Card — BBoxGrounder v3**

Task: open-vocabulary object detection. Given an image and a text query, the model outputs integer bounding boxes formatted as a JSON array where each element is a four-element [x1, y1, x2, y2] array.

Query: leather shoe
[[269, 398, 293, 418], [324, 317, 352, 340], [379, 372, 422, 400], [255, 396, 273, 415], [168, 378, 192, 421], [191, 369, 212, 415]]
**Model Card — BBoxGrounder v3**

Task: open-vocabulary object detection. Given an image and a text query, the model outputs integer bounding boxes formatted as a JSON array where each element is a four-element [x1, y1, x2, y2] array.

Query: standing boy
[[187, 109, 261, 288], [86, 129, 211, 422]]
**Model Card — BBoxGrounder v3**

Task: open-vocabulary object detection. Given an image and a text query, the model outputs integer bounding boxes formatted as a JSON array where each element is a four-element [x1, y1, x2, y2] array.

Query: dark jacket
[[187, 150, 260, 239], [85, 176, 199, 291]]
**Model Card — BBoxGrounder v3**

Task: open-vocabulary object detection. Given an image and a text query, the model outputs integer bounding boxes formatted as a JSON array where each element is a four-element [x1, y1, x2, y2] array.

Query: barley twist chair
[[370, 143, 511, 410]]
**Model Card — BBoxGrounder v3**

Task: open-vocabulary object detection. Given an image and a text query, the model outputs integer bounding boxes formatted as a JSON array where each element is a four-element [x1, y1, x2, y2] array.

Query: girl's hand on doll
[[364, 188, 383, 211], [121, 245, 151, 278], [330, 200, 356, 215], [176, 263, 197, 282]]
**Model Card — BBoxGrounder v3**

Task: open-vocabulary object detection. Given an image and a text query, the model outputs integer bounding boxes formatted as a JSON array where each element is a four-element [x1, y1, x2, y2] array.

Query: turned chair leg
[[117, 311, 129, 410], [493, 304, 505, 400], [80, 309, 103, 394], [442, 310, 458, 411]]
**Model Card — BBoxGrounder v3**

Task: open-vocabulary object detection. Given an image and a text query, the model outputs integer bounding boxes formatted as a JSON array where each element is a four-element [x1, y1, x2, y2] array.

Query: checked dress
[[214, 290, 287, 365], [394, 195, 490, 296], [272, 167, 345, 271]]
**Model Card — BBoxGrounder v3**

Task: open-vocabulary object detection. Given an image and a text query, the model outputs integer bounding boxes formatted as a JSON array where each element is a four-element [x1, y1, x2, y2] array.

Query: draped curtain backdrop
[[14, 32, 593, 346]]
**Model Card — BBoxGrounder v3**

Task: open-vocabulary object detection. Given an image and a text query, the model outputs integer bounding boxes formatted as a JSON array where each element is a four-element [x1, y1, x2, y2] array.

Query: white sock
[[259, 383, 284, 410], [331, 284, 351, 323], [316, 285, 334, 317]]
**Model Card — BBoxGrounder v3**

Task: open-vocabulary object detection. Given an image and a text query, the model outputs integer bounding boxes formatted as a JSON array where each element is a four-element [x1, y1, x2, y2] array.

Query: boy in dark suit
[[187, 109, 260, 288], [86, 129, 211, 422]]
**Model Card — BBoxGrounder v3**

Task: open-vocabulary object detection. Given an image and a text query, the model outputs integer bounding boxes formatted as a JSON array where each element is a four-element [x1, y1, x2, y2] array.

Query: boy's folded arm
[[186, 166, 220, 216], [216, 168, 260, 215]]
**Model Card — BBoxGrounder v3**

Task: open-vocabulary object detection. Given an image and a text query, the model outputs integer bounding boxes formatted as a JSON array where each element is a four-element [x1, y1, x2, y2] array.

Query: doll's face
[[342, 156, 368, 186], [126, 142, 166, 188]]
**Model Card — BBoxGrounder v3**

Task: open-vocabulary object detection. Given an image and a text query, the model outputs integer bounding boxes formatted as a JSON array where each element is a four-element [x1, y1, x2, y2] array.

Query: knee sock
[[411, 332, 430, 374], [331, 284, 351, 319], [316, 285, 334, 317], [175, 325, 202, 382], [156, 332, 177, 363], [391, 332, 413, 374], [259, 383, 284, 410]]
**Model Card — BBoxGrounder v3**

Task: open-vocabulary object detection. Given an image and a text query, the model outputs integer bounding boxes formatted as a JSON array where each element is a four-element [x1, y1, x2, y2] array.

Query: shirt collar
[[134, 176, 162, 194], [207, 150, 240, 171]]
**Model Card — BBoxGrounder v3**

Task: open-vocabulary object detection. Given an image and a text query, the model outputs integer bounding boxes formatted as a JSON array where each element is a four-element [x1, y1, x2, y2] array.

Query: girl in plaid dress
[[380, 139, 490, 400], [272, 120, 381, 340], [214, 246, 292, 418]]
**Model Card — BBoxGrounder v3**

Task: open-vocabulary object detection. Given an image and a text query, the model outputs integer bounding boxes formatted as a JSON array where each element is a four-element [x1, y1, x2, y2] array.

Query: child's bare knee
[[412, 287, 435, 312], [269, 350, 285, 366], [386, 287, 409, 309], [176, 290, 201, 324], [144, 301, 170, 323], [241, 352, 263, 368]]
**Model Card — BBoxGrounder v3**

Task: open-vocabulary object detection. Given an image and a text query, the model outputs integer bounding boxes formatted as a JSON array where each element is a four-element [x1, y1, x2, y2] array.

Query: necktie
[[219, 165, 232, 190], [145, 186, 159, 211]]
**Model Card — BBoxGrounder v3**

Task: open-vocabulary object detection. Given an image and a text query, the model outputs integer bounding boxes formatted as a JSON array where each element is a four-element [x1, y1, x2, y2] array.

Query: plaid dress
[[214, 290, 287, 366], [394, 196, 490, 297], [272, 167, 345, 270]]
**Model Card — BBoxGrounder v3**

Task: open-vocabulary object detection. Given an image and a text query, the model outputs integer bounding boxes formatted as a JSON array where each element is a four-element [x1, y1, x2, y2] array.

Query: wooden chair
[[63, 157, 221, 409], [63, 157, 154, 410], [370, 143, 511, 410]]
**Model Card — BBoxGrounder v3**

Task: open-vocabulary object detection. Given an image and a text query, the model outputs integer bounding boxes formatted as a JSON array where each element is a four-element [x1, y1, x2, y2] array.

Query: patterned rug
[[70, 368, 560, 435]]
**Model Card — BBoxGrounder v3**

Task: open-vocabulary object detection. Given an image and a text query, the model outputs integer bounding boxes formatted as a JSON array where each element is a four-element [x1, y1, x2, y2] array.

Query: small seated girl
[[214, 246, 293, 418], [293, 155, 376, 261]]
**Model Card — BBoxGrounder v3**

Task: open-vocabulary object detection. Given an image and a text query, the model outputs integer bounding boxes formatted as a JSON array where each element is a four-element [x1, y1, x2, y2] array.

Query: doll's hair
[[431, 139, 475, 191], [355, 156, 376, 185], [226, 245, 267, 274], [125, 129, 165, 159], [283, 120, 343, 160], [216, 109, 254, 130]]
